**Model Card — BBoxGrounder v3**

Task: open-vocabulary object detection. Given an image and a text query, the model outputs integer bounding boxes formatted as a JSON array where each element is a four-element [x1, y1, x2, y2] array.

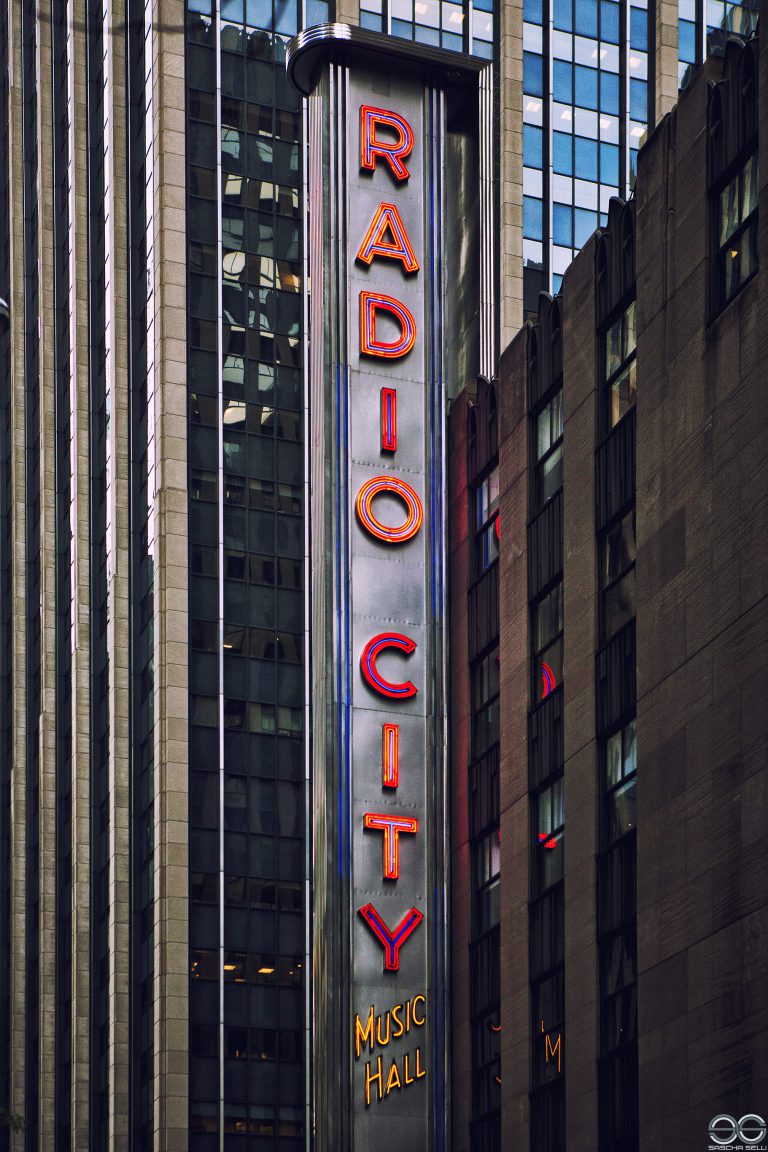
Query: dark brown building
[[450, 25, 767, 1152]]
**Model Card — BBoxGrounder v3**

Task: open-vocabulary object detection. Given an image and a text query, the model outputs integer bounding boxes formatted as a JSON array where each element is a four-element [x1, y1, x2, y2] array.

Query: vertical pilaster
[[654, 0, 680, 125], [106, 0, 131, 1144], [70, 0, 93, 1142], [561, 240, 600, 1152], [8, 0, 27, 1136], [36, 5, 58, 1143], [151, 2, 189, 1146], [498, 0, 524, 350]]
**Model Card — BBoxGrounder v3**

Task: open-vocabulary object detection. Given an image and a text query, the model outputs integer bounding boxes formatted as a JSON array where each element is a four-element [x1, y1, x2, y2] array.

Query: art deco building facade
[[448, 25, 766, 1152]]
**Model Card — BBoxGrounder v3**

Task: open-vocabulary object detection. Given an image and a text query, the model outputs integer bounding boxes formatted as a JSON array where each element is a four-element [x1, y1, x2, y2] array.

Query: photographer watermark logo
[[708, 1114, 767, 1150]]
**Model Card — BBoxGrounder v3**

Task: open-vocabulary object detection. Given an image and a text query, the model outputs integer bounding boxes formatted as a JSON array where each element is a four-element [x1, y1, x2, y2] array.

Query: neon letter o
[[355, 476, 423, 543]]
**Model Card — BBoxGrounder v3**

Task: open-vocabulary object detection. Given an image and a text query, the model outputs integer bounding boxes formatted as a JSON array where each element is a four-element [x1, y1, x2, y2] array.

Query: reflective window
[[533, 390, 563, 510], [604, 299, 637, 429], [473, 465, 500, 577], [532, 582, 563, 703], [534, 776, 565, 890], [604, 720, 637, 843], [715, 155, 759, 311], [601, 511, 636, 642]]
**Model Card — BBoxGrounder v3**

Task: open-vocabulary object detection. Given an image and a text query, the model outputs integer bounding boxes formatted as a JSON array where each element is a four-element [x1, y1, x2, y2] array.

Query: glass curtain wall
[[185, 1, 315, 1145], [522, 0, 649, 307], [678, 0, 759, 87], [0, 0, 12, 1142]]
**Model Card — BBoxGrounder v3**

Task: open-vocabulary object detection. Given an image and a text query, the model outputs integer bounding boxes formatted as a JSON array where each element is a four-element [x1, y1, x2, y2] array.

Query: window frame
[[711, 151, 759, 315], [599, 508, 636, 645], [601, 297, 637, 435]]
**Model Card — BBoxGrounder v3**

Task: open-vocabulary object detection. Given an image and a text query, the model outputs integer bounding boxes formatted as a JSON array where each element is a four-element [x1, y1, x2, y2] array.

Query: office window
[[533, 390, 563, 510], [524, 195, 544, 241], [473, 829, 500, 933], [604, 719, 636, 844], [553, 132, 572, 176], [524, 51, 544, 97], [524, 123, 544, 168], [532, 582, 563, 704], [709, 46, 759, 315], [553, 203, 572, 247], [534, 776, 564, 890], [714, 153, 758, 309], [600, 510, 635, 641], [472, 648, 500, 758], [604, 299, 636, 429], [473, 465, 499, 577], [600, 927, 637, 1049]]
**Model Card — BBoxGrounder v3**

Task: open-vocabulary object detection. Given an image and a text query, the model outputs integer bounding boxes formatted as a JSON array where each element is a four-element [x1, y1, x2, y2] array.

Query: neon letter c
[[360, 633, 418, 699]]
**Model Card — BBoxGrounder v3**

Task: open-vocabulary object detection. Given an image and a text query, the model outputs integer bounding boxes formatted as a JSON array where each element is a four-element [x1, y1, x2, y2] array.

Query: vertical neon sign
[[290, 30, 480, 1147], [342, 80, 445, 1147]]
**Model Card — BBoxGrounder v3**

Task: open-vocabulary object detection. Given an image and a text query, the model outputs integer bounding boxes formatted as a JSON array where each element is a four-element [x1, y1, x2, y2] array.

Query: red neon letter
[[358, 903, 423, 971], [360, 291, 416, 359], [382, 723, 399, 787], [380, 388, 397, 453], [360, 633, 417, 699], [355, 475, 423, 543], [363, 813, 418, 879], [360, 105, 414, 182], [356, 203, 419, 273]]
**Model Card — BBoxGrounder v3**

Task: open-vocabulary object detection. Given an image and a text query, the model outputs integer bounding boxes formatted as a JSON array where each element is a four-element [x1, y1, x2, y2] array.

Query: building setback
[[447, 25, 766, 1152]]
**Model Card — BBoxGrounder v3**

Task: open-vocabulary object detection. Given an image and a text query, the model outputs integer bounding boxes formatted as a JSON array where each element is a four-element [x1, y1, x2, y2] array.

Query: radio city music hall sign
[[351, 102, 432, 1109], [290, 29, 482, 1144]]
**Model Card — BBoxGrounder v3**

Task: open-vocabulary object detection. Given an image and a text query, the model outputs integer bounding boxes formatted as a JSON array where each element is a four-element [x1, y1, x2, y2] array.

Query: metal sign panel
[[288, 26, 482, 1151]]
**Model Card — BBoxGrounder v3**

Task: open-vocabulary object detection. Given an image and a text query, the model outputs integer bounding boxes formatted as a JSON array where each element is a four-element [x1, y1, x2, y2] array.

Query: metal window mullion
[[215, 5, 225, 1146], [545, 0, 554, 291], [621, 0, 630, 196]]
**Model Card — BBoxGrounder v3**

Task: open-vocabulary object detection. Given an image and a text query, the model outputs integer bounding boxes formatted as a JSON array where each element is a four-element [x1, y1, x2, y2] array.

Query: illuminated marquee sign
[[348, 90, 435, 1136], [289, 25, 482, 1151]]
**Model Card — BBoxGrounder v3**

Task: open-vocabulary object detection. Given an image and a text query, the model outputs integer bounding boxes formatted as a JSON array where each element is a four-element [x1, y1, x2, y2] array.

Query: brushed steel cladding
[[347, 71, 433, 1152], [296, 28, 481, 1151]]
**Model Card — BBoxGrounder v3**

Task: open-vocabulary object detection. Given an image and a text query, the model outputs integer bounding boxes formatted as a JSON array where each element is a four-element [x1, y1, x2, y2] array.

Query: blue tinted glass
[[574, 135, 598, 179], [600, 142, 620, 185], [600, 0, 620, 42], [472, 38, 493, 59], [524, 124, 544, 168], [574, 207, 598, 247], [524, 0, 543, 21], [553, 204, 572, 246], [307, 0, 329, 22], [600, 71, 619, 114], [524, 196, 544, 241], [574, 65, 598, 109], [630, 148, 639, 181], [679, 19, 696, 63], [415, 23, 441, 45], [524, 52, 544, 97], [574, 0, 598, 37], [630, 6, 648, 49], [553, 132, 573, 175], [630, 77, 648, 122], [553, 0, 573, 32], [392, 17, 414, 37], [274, 0, 297, 32], [553, 61, 573, 103], [552, 274, 564, 293]]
